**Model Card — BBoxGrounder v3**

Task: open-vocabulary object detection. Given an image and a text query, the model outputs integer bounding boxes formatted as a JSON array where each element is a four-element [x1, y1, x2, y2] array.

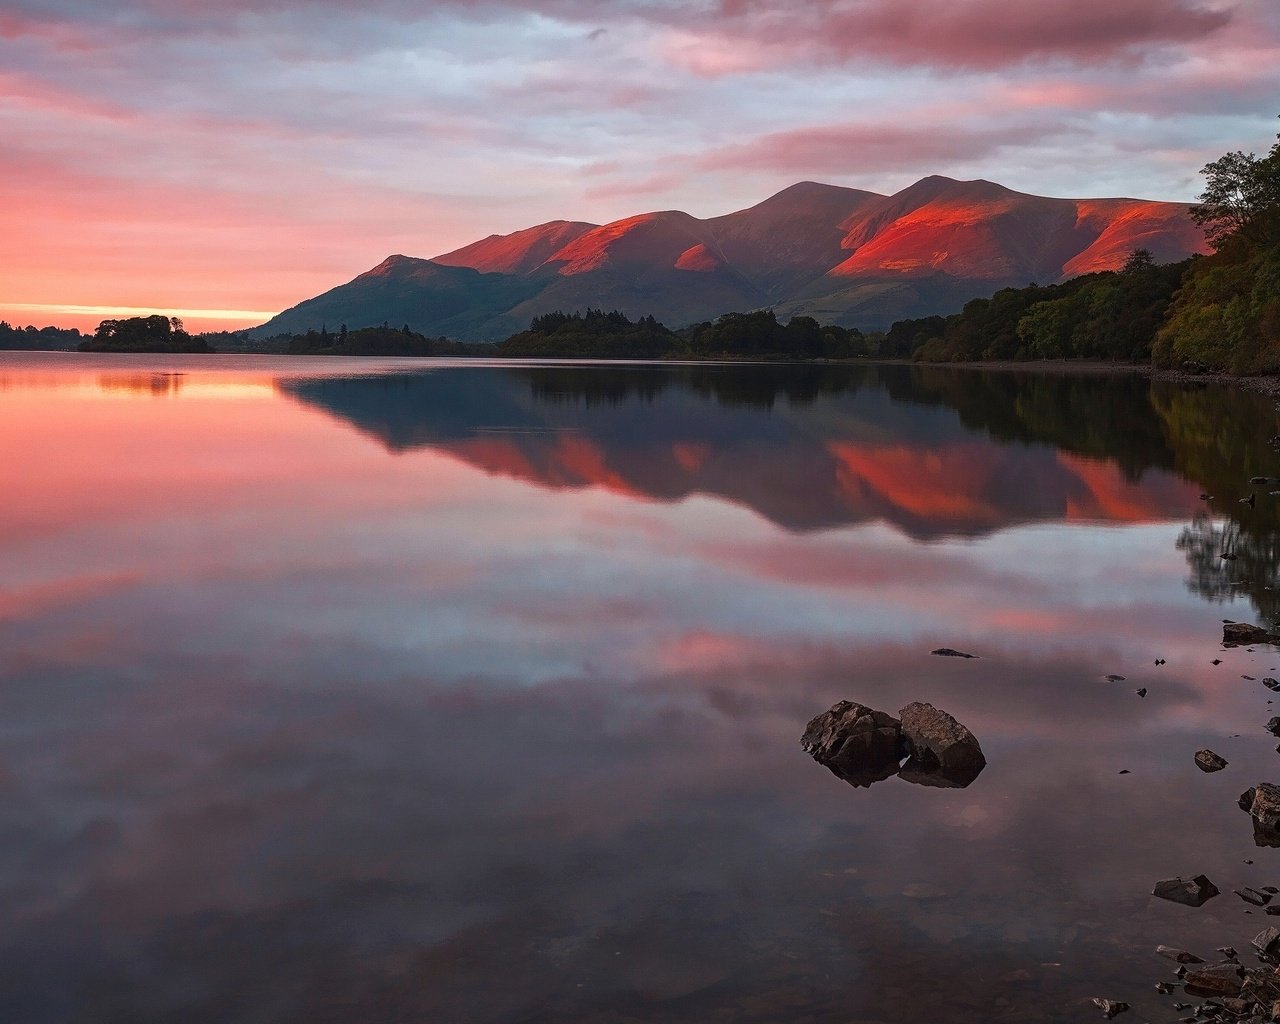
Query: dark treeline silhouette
[[0, 321, 83, 351], [281, 323, 490, 357], [679, 310, 865, 359], [495, 307, 866, 360], [498, 308, 676, 358]]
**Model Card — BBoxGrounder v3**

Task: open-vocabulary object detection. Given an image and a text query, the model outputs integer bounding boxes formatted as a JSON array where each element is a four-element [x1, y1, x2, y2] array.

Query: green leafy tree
[[1191, 121, 1280, 250]]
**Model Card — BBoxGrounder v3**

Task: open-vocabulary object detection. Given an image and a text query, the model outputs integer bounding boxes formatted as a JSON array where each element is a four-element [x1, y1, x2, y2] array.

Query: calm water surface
[[3, 353, 1280, 1023]]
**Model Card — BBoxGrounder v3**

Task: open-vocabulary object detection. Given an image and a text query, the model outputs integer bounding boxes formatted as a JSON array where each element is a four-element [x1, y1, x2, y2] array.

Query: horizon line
[[2, 303, 279, 322]]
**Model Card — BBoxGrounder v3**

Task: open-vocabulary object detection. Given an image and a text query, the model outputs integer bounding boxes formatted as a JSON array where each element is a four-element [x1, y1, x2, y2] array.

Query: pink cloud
[[698, 121, 1061, 175], [666, 0, 1234, 73]]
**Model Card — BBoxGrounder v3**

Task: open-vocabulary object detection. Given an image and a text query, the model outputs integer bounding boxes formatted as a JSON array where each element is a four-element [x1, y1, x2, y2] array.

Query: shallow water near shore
[[4, 352, 1280, 1022]]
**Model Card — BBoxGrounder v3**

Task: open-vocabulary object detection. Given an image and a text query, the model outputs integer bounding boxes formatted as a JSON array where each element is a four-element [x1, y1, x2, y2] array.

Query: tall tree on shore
[[1191, 117, 1280, 250]]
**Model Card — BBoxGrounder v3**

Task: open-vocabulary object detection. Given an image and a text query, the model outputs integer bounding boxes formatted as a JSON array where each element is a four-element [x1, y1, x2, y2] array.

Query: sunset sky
[[3, 0, 1278, 332]]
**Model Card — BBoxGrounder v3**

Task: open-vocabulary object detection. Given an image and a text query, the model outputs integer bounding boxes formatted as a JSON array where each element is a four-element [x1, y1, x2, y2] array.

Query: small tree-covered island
[[78, 315, 212, 353]]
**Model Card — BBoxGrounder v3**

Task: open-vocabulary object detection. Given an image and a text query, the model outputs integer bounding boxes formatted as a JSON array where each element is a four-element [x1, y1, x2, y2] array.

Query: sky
[[2, 0, 1278, 333]]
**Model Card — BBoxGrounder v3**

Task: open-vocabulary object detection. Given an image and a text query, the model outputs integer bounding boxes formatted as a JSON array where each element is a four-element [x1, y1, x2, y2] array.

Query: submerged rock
[[1236, 887, 1273, 907], [801, 700, 985, 790], [1240, 784, 1280, 847], [1254, 926, 1280, 961], [800, 701, 906, 788], [1152, 875, 1220, 907], [1225, 622, 1280, 647], [1195, 749, 1228, 773], [1157, 946, 1205, 964], [1183, 961, 1245, 997], [1091, 997, 1129, 1018]]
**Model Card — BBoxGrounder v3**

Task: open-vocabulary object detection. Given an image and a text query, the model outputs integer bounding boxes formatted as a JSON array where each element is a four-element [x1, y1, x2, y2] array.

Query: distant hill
[[254, 176, 1207, 340]]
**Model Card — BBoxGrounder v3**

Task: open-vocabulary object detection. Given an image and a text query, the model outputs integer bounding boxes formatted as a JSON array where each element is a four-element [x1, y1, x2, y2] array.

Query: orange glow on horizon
[[0, 303, 278, 335]]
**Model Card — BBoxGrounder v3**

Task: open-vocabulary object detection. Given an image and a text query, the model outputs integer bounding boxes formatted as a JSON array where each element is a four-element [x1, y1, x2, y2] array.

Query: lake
[[2, 352, 1279, 1023]]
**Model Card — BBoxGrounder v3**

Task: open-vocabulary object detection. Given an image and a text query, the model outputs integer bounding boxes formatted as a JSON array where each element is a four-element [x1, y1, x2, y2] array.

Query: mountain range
[[254, 176, 1208, 341]]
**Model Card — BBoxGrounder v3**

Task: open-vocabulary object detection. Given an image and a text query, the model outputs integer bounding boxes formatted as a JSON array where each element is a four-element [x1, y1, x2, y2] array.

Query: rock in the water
[[1153, 875, 1220, 907], [931, 648, 976, 659], [1183, 961, 1245, 997], [1226, 622, 1280, 647], [1252, 476, 1270, 484], [802, 700, 986, 790], [1237, 887, 1273, 907], [1268, 718, 1280, 738], [1157, 946, 1206, 964], [1135, 687, 1147, 698], [896, 701, 987, 788], [1264, 678, 1280, 692], [1195, 749, 1229, 773], [800, 701, 906, 788], [1091, 996, 1129, 1018], [1105, 673, 1127, 682], [1254, 926, 1280, 961], [1240, 784, 1280, 847]]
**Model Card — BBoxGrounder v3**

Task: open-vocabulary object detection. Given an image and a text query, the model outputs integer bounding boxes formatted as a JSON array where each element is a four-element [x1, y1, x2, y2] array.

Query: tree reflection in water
[[1179, 512, 1280, 627]]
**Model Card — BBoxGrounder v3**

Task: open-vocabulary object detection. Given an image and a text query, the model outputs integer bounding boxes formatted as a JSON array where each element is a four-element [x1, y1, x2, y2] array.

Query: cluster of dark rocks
[[1116, 931, 1280, 1022], [1108, 624, 1280, 1020], [803, 620, 1280, 1019], [800, 700, 986, 789]]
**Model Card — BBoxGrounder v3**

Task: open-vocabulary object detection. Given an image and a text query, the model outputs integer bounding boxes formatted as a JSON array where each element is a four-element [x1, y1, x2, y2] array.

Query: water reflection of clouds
[[3, 358, 1279, 1022]]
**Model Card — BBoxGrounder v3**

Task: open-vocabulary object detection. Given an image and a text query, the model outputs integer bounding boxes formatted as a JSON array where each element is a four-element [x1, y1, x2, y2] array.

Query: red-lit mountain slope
[[254, 176, 1207, 340], [433, 220, 597, 275]]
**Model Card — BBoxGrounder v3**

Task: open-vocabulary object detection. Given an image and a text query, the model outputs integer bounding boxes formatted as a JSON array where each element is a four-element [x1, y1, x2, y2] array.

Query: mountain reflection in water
[[3, 354, 1280, 1024], [280, 364, 1203, 539]]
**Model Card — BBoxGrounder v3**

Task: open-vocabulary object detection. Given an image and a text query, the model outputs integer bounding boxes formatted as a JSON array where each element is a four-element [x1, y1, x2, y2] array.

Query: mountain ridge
[[254, 175, 1208, 340]]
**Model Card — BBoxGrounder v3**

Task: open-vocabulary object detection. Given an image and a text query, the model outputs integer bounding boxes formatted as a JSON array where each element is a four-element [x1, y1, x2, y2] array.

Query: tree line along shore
[[5, 118, 1276, 371]]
